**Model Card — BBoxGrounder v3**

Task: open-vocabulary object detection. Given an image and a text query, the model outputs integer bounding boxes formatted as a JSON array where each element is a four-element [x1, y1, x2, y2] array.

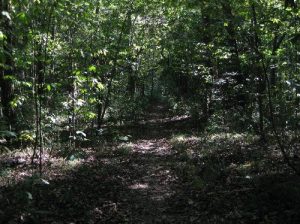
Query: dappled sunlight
[[171, 134, 187, 144], [139, 115, 190, 125], [208, 133, 259, 143], [1, 103, 298, 223], [170, 134, 204, 144], [1, 0, 300, 222], [117, 142, 134, 150], [0, 147, 94, 188], [127, 166, 177, 202], [130, 138, 173, 156], [129, 183, 149, 190], [123, 137, 179, 202], [1, 124, 299, 223]]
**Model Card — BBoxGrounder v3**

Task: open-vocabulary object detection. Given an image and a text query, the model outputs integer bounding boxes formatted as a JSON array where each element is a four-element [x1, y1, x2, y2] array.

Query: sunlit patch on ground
[[139, 115, 190, 125], [1, 106, 299, 223], [208, 133, 259, 142], [0, 147, 92, 188], [171, 134, 202, 143], [117, 142, 134, 150], [130, 139, 172, 156], [129, 183, 149, 190]]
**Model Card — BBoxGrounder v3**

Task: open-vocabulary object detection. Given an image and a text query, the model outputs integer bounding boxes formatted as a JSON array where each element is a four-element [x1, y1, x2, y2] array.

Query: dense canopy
[[0, 0, 300, 223]]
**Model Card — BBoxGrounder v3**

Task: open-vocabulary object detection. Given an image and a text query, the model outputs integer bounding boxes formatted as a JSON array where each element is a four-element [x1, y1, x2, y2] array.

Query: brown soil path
[[1, 103, 299, 223]]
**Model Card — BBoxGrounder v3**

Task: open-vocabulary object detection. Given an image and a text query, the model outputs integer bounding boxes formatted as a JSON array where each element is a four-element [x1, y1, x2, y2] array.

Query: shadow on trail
[[0, 142, 180, 223], [1, 104, 300, 223]]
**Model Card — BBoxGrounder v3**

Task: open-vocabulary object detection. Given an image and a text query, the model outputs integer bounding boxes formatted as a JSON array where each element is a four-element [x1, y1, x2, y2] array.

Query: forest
[[0, 0, 300, 223]]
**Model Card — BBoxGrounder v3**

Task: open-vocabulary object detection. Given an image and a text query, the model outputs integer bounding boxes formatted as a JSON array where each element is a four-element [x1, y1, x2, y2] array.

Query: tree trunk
[[250, 4, 267, 141], [221, 2, 247, 109], [97, 100, 103, 129], [0, 0, 15, 128], [127, 73, 136, 98]]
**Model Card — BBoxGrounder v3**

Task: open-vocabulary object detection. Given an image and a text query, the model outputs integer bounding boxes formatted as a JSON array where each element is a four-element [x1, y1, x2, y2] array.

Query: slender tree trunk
[[31, 2, 55, 173], [127, 73, 136, 98], [97, 100, 103, 130], [197, 11, 214, 128], [250, 3, 266, 141], [270, 34, 285, 86], [257, 90, 265, 139], [68, 50, 76, 150], [221, 1, 247, 110], [0, 0, 15, 128], [270, 0, 297, 86], [71, 76, 76, 149], [98, 7, 133, 128], [32, 42, 44, 167], [250, 3, 299, 174]]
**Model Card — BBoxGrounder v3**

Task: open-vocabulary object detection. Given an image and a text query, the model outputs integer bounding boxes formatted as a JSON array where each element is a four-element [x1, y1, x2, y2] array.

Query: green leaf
[[19, 131, 34, 141], [0, 31, 6, 41], [10, 100, 18, 108], [3, 75, 16, 81], [46, 84, 51, 91], [271, 18, 281, 24], [97, 82, 105, 90], [74, 70, 81, 76], [17, 12, 28, 24], [88, 65, 97, 72], [22, 82, 32, 88], [86, 111, 97, 119]]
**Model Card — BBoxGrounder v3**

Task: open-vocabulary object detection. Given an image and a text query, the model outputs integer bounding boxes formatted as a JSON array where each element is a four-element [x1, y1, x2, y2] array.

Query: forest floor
[[1, 103, 300, 223]]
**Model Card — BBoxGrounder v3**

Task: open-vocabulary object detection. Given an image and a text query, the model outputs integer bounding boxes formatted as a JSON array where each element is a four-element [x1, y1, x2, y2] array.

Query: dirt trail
[[0, 103, 193, 223], [1, 103, 299, 223], [100, 103, 191, 223], [118, 138, 179, 223]]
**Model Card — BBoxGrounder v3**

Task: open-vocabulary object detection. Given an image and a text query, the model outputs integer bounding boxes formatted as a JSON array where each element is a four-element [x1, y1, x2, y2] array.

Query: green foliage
[[1, 1, 300, 223], [0, 0, 299, 173], [19, 130, 35, 142]]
